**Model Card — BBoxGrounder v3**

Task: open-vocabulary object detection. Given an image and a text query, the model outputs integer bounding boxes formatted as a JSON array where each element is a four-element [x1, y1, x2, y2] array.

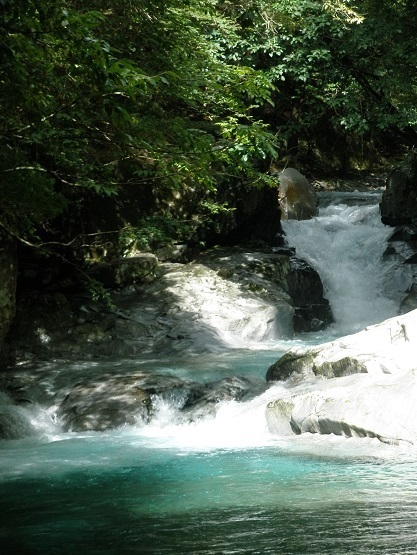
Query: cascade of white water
[[282, 191, 407, 335]]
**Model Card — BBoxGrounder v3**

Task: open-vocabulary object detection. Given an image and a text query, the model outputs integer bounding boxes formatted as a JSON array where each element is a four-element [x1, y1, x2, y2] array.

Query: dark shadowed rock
[[400, 283, 417, 314], [0, 234, 17, 351], [266, 351, 317, 382], [380, 153, 417, 226], [287, 257, 333, 332], [181, 376, 267, 421], [88, 253, 158, 288], [58, 372, 267, 432], [382, 224, 417, 312], [59, 373, 193, 432]]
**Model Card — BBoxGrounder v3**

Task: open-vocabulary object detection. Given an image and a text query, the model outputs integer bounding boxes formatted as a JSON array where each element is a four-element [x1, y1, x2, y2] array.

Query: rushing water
[[2, 191, 417, 554], [283, 190, 404, 336]]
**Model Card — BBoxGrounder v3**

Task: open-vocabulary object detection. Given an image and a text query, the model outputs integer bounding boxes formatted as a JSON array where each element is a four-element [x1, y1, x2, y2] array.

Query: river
[[2, 191, 417, 554]]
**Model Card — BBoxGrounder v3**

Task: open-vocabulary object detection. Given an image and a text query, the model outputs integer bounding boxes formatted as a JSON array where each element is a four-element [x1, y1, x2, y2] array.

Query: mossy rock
[[266, 351, 317, 382]]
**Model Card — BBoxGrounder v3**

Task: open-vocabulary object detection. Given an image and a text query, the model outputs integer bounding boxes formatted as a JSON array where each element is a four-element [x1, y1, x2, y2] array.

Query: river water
[[2, 191, 417, 554]]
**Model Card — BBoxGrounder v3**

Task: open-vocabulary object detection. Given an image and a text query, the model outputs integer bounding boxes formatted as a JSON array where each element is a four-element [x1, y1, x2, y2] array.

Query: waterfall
[[281, 191, 405, 335]]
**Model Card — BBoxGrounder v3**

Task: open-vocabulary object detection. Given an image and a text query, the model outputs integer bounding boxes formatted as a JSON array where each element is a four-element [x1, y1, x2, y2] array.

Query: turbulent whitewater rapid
[[282, 190, 406, 335]]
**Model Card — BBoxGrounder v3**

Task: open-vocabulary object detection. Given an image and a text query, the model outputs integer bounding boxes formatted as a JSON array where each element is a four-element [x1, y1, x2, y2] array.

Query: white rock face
[[145, 262, 295, 351], [311, 310, 417, 375], [266, 309, 417, 444], [267, 309, 417, 380]]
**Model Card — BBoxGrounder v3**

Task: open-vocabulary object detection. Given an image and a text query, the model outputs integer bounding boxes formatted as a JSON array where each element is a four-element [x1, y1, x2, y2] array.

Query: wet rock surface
[[266, 370, 417, 445], [382, 224, 417, 313], [378, 154, 417, 313], [7, 246, 332, 361], [59, 374, 266, 432], [267, 309, 417, 382], [0, 366, 267, 434]]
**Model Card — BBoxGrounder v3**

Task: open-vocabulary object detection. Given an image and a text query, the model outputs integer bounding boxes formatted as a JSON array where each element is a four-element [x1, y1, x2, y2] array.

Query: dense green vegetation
[[1, 0, 417, 264]]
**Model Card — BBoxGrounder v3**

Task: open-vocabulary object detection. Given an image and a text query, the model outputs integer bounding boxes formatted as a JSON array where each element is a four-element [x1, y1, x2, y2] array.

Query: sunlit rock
[[266, 370, 417, 445], [196, 247, 333, 335], [267, 308, 417, 381], [10, 246, 332, 358], [278, 168, 318, 220], [147, 259, 295, 348], [266, 309, 417, 444]]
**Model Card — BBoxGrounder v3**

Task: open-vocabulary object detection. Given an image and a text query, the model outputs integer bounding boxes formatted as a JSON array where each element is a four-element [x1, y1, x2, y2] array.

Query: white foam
[[282, 194, 403, 334]]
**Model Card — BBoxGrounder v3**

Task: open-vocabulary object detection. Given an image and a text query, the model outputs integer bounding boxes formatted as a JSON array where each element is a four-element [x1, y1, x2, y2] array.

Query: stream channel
[[2, 191, 417, 554]]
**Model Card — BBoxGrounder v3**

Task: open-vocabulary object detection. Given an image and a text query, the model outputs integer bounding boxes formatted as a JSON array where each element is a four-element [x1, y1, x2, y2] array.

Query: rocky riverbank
[[6, 245, 333, 362], [266, 308, 417, 445]]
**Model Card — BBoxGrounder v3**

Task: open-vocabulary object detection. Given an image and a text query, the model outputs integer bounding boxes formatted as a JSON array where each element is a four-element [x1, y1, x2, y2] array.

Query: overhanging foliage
[[1, 0, 417, 262]]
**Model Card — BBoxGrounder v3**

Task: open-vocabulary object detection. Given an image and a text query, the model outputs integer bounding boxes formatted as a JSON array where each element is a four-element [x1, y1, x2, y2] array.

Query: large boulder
[[146, 255, 296, 347], [59, 373, 178, 432], [382, 224, 417, 313], [265, 309, 417, 445], [196, 247, 333, 335], [286, 257, 333, 332], [278, 168, 318, 220], [380, 152, 417, 226]]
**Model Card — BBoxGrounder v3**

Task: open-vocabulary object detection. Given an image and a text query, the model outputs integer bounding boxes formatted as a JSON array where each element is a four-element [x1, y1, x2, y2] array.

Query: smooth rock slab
[[267, 308, 417, 381], [265, 309, 417, 445], [266, 370, 417, 445]]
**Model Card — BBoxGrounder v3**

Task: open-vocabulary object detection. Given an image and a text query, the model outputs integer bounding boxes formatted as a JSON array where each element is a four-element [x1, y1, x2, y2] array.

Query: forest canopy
[[1, 0, 417, 258]]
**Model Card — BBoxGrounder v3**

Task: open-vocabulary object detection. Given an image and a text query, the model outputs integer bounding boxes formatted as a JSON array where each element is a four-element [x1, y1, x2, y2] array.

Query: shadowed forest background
[[1, 0, 417, 346]]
